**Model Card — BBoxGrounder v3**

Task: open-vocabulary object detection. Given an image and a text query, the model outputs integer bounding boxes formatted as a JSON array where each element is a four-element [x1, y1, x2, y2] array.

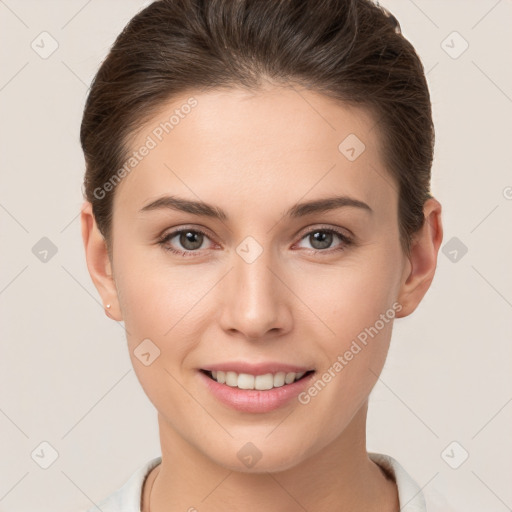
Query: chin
[[221, 455, 303, 474], [206, 438, 311, 474]]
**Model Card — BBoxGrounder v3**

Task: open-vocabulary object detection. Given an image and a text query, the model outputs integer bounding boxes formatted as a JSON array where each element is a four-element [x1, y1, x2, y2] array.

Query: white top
[[84, 452, 450, 512]]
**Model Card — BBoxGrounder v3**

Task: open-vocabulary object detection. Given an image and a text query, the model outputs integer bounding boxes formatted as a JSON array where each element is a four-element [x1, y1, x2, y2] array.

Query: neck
[[143, 402, 398, 512]]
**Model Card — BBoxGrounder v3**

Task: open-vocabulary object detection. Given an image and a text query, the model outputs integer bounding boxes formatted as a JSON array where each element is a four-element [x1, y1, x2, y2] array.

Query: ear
[[80, 201, 123, 321], [396, 197, 443, 318]]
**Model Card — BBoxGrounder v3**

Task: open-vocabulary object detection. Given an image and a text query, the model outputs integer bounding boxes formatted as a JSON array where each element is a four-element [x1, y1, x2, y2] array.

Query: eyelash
[[157, 226, 353, 257]]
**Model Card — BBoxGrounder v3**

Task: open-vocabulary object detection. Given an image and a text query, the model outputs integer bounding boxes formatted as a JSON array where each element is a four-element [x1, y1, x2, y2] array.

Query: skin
[[81, 84, 443, 512]]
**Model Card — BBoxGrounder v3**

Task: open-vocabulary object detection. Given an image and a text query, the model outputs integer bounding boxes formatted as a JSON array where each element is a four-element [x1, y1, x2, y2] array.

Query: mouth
[[200, 369, 315, 391]]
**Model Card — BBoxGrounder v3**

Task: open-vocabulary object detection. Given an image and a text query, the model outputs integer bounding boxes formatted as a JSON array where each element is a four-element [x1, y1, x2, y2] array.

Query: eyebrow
[[139, 194, 373, 220]]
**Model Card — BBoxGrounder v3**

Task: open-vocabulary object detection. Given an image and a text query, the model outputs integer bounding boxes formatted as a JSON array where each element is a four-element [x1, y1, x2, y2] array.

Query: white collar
[[368, 452, 427, 511]]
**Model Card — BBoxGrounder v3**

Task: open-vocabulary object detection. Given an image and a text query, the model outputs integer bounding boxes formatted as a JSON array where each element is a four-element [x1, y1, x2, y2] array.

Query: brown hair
[[81, 0, 434, 256]]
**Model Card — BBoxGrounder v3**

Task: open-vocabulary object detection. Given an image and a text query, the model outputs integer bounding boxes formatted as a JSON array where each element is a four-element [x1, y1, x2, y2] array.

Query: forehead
[[114, 85, 395, 219]]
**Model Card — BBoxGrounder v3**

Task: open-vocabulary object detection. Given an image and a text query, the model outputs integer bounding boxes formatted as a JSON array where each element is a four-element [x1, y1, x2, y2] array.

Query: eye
[[157, 225, 353, 257], [157, 228, 214, 257], [295, 227, 353, 253]]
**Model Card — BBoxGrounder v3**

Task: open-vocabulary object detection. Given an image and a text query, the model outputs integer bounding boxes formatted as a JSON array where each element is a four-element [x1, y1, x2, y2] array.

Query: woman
[[80, 0, 443, 510]]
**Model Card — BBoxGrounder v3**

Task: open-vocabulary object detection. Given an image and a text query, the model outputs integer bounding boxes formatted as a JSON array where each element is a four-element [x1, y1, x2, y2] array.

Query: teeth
[[273, 372, 285, 387], [226, 371, 238, 387], [207, 370, 309, 390]]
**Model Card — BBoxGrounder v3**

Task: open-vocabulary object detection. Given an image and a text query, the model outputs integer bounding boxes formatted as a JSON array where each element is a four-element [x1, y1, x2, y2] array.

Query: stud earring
[[106, 304, 111, 309]]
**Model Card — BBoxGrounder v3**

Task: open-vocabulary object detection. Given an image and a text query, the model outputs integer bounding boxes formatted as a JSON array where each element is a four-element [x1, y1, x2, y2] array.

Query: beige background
[[0, 1, 511, 511]]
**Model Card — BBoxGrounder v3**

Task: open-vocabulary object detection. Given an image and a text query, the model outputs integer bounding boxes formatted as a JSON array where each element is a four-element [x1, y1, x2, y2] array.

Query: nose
[[218, 244, 292, 341]]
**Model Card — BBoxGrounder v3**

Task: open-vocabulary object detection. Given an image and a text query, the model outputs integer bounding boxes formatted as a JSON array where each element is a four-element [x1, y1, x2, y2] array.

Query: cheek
[[292, 244, 402, 390], [114, 253, 230, 403], [114, 245, 207, 333], [114, 258, 210, 411], [297, 251, 401, 339], [295, 288, 398, 445]]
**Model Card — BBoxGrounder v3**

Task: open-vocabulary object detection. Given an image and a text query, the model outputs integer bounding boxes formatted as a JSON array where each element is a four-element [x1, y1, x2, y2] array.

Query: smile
[[202, 369, 314, 390]]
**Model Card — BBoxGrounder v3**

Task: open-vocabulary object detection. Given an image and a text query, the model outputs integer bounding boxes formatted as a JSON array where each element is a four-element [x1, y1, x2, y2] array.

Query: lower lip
[[199, 370, 315, 413]]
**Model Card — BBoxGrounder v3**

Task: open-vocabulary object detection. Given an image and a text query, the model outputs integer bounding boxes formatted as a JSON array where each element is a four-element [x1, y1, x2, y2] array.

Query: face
[[100, 85, 411, 472]]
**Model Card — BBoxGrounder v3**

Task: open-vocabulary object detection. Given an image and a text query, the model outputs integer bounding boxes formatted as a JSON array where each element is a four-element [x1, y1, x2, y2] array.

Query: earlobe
[[80, 201, 122, 321], [396, 198, 443, 318]]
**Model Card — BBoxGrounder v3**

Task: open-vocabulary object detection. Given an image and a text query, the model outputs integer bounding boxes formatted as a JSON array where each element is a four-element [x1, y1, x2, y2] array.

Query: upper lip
[[200, 361, 315, 375]]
